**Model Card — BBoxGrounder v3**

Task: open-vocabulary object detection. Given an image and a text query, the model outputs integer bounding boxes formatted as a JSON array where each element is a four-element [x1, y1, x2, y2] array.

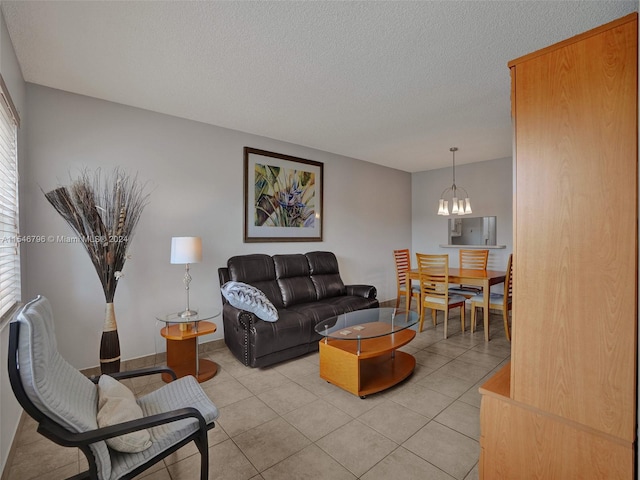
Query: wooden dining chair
[[449, 249, 490, 298], [393, 249, 421, 311], [470, 254, 513, 340], [416, 253, 466, 339]]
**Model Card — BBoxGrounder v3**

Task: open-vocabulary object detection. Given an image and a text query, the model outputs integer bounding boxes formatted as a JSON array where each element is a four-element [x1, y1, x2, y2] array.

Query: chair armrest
[[39, 407, 208, 447], [88, 366, 177, 384], [346, 284, 377, 299]]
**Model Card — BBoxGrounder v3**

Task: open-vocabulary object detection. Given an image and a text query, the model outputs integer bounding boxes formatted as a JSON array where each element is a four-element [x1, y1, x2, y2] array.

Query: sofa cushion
[[274, 254, 317, 307], [251, 309, 312, 358], [315, 295, 379, 314], [306, 251, 347, 299], [227, 254, 284, 308], [221, 281, 279, 322]]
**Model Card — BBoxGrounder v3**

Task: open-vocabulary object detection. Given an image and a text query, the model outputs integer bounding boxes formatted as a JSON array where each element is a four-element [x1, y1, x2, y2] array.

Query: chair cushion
[[15, 296, 112, 480], [109, 375, 219, 480], [470, 292, 507, 306], [97, 375, 152, 453], [448, 287, 482, 296], [423, 294, 466, 305], [221, 281, 279, 322]]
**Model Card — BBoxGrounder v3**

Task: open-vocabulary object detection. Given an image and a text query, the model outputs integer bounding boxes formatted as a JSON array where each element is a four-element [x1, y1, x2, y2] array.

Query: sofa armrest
[[346, 284, 377, 299], [223, 303, 259, 328]]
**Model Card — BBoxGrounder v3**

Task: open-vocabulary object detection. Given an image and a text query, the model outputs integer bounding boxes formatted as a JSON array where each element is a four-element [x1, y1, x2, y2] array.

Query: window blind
[[0, 74, 19, 320]]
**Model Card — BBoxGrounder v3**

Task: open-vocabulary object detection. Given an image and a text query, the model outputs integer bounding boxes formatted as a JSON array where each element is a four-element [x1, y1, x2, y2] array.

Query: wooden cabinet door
[[511, 15, 637, 441]]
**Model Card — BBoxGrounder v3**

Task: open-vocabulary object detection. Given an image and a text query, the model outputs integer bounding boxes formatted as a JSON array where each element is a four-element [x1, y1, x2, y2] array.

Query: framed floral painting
[[244, 147, 323, 242]]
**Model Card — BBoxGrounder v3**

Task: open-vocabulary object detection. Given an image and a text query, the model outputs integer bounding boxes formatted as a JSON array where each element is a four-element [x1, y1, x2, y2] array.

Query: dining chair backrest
[[416, 253, 449, 299], [460, 249, 489, 270], [394, 249, 411, 289], [504, 254, 513, 300]]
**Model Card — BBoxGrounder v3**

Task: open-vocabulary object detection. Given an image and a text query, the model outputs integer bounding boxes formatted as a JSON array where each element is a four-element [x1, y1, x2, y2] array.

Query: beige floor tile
[[412, 350, 453, 371], [207, 351, 254, 379], [8, 437, 78, 480], [271, 356, 317, 380], [201, 367, 235, 385], [435, 358, 495, 384], [424, 342, 470, 359], [134, 467, 172, 479], [217, 396, 278, 437], [403, 422, 479, 480], [457, 384, 482, 409], [292, 370, 340, 397], [162, 425, 229, 465], [234, 417, 310, 472], [18, 461, 80, 480], [455, 349, 505, 370], [202, 377, 254, 408], [434, 401, 481, 440], [132, 460, 169, 479], [15, 415, 42, 447], [261, 444, 356, 480], [283, 398, 353, 442], [357, 400, 429, 444], [257, 381, 318, 415], [396, 343, 420, 354], [418, 369, 477, 399], [322, 384, 386, 417], [361, 446, 455, 480], [167, 438, 258, 480], [236, 368, 289, 395], [464, 461, 479, 480], [387, 383, 455, 419], [316, 420, 397, 477]]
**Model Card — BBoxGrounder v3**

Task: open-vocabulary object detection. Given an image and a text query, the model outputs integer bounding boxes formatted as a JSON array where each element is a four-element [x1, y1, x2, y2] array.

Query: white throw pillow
[[221, 281, 279, 322], [97, 375, 152, 453]]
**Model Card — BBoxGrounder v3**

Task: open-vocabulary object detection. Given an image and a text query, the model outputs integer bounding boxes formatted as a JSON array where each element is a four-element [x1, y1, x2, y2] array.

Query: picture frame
[[244, 147, 323, 242]]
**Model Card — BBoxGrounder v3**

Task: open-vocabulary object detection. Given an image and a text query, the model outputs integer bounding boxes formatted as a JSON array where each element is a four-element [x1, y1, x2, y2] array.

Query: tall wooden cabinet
[[479, 13, 638, 479]]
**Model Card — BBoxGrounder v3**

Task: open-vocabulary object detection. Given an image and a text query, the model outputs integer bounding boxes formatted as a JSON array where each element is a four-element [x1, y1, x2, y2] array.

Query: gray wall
[[22, 84, 412, 370], [411, 156, 513, 272]]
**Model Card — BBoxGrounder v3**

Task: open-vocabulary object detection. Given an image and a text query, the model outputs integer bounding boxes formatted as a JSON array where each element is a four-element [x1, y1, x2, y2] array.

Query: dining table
[[407, 267, 506, 341]]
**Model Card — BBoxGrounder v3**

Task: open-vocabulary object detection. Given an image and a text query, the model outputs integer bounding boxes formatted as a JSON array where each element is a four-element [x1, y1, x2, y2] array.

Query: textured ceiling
[[2, 1, 637, 172]]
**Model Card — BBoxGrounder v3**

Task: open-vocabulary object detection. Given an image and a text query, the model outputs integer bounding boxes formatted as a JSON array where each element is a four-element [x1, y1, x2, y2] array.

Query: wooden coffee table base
[[319, 328, 416, 398]]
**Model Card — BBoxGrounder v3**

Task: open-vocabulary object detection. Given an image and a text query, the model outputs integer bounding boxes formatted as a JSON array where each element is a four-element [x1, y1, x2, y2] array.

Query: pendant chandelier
[[437, 147, 472, 216]]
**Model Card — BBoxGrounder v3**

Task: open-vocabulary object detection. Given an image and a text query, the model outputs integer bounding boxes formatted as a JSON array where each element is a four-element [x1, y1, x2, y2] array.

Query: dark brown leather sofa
[[218, 251, 378, 368]]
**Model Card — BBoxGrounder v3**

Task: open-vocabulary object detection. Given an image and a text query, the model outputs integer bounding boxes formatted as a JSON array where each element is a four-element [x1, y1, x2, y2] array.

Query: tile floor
[[4, 310, 511, 480]]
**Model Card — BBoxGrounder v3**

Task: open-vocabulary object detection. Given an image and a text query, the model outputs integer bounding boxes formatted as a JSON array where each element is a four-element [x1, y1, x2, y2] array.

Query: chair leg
[[460, 305, 466, 333], [443, 310, 448, 339], [418, 302, 425, 332], [195, 430, 209, 480], [432, 309, 437, 326], [407, 293, 412, 313], [503, 308, 511, 341], [471, 303, 477, 332]]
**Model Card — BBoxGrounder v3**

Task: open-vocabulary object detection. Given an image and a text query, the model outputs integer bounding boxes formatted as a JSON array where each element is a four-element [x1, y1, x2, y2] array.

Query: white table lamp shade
[[170, 237, 202, 264]]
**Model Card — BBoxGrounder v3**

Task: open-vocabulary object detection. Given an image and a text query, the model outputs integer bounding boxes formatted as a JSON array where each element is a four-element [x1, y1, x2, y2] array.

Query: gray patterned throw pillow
[[221, 281, 279, 322]]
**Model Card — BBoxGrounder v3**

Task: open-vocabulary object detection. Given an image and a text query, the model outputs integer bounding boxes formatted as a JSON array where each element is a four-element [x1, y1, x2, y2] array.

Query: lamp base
[[178, 309, 198, 318]]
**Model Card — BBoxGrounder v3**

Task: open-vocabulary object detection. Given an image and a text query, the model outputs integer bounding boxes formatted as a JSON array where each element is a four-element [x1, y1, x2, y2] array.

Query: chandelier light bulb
[[436, 147, 473, 216]]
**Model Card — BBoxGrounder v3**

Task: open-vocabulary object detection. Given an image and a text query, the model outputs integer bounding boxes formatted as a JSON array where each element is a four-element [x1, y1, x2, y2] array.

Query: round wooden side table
[[157, 311, 220, 383]]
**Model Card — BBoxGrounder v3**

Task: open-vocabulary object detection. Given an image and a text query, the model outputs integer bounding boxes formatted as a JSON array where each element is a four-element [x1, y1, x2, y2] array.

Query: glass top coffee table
[[315, 308, 419, 398]]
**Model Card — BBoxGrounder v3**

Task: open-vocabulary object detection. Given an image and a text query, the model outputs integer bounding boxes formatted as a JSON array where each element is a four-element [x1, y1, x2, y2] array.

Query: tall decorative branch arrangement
[[44, 168, 149, 373]]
